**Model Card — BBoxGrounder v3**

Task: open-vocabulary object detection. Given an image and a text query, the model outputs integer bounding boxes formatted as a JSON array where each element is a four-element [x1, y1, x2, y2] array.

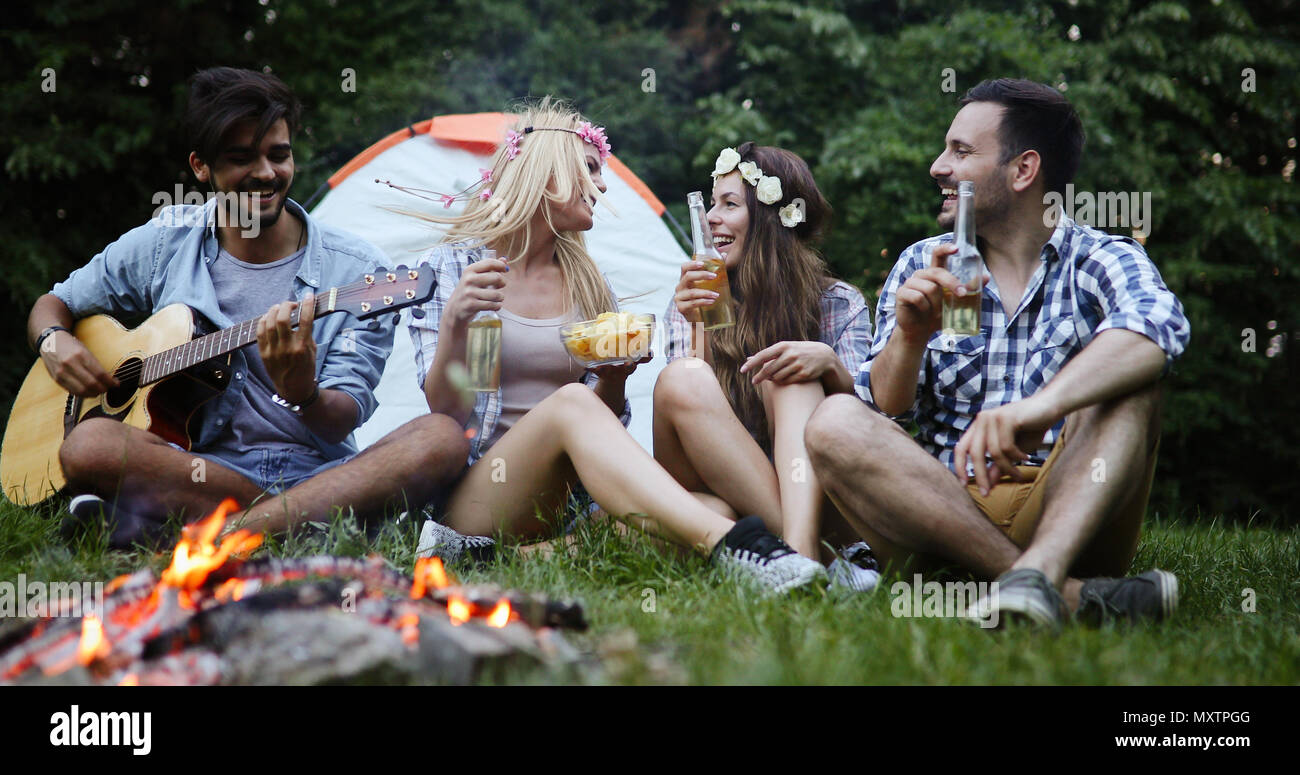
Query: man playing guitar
[[25, 67, 467, 546]]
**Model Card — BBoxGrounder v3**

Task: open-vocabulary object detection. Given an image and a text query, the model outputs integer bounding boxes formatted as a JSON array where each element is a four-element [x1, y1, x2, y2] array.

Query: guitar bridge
[[63, 393, 82, 439]]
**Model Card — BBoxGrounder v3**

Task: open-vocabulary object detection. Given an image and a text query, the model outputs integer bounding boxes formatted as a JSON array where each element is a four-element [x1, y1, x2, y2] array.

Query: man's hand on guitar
[[258, 293, 318, 404], [40, 331, 119, 398]]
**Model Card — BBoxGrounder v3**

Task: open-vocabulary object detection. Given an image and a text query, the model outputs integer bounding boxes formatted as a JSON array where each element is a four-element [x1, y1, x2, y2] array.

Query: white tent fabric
[[310, 128, 687, 453]]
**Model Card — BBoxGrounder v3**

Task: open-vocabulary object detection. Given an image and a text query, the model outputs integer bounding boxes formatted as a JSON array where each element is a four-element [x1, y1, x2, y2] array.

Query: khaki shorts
[[964, 419, 1159, 578]]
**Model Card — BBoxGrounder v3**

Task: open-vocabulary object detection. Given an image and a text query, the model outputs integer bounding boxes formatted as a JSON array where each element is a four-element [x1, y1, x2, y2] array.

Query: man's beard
[[938, 182, 1011, 232]]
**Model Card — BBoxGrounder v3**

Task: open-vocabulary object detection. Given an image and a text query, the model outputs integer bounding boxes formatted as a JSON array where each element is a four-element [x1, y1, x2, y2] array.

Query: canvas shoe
[[966, 567, 1067, 630], [62, 494, 171, 550], [1076, 569, 1179, 626], [414, 511, 497, 564], [827, 541, 882, 593], [711, 515, 828, 595]]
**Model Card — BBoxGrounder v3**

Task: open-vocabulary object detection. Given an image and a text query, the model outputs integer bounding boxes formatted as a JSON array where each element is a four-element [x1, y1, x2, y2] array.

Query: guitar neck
[[140, 295, 331, 385]]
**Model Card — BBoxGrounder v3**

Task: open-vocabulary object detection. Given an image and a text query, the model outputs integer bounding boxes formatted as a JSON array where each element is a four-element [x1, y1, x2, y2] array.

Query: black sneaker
[[414, 512, 497, 565], [1077, 569, 1179, 626], [711, 515, 828, 595], [62, 494, 172, 550], [967, 567, 1067, 630]]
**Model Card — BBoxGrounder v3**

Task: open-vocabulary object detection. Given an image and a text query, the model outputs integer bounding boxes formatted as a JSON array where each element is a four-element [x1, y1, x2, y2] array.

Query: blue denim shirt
[[50, 198, 394, 465]]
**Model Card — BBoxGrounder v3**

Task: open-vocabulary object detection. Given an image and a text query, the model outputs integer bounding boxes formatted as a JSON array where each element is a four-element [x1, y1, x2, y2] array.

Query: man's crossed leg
[[805, 383, 1175, 628]]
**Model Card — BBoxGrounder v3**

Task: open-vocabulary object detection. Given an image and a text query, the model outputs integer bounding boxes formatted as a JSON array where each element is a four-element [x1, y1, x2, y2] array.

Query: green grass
[[2, 498, 1297, 685]]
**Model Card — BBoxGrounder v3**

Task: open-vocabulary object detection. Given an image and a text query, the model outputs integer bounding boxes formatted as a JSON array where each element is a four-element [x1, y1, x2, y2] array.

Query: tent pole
[[303, 181, 332, 211], [662, 208, 691, 253]]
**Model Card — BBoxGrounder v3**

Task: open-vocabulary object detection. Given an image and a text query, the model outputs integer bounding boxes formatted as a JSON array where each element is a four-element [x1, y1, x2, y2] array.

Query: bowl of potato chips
[[560, 312, 655, 367]]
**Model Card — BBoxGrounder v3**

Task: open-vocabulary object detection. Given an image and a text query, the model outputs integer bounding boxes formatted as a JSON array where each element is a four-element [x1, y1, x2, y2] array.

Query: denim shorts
[[174, 444, 353, 494]]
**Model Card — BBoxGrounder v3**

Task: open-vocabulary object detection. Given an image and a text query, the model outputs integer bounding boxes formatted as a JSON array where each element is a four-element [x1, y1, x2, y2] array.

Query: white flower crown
[[711, 147, 804, 229]]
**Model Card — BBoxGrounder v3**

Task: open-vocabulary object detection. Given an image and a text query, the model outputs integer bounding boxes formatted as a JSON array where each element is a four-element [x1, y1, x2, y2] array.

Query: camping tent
[[308, 113, 688, 453]]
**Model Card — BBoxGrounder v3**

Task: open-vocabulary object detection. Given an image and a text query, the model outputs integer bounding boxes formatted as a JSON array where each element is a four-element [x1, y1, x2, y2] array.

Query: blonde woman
[[654, 142, 879, 591], [408, 100, 826, 594]]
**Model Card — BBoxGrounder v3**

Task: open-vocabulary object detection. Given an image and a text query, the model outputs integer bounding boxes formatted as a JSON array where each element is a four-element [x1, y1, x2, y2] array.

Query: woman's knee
[[544, 382, 609, 421], [653, 357, 724, 416], [760, 379, 826, 411]]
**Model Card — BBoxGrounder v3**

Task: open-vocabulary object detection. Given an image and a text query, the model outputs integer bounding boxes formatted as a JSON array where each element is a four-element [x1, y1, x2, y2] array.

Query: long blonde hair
[[411, 96, 616, 320]]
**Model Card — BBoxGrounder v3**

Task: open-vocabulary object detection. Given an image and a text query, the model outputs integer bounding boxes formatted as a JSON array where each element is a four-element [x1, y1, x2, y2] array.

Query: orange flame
[[447, 596, 472, 626], [105, 573, 133, 594], [410, 556, 450, 599], [119, 673, 139, 686], [397, 613, 420, 646], [486, 599, 512, 628], [160, 498, 262, 606], [213, 578, 248, 603], [77, 614, 110, 666]]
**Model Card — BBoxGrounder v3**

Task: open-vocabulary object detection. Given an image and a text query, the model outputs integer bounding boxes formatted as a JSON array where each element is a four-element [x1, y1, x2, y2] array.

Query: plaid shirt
[[664, 280, 874, 372], [856, 214, 1190, 473], [409, 242, 631, 465]]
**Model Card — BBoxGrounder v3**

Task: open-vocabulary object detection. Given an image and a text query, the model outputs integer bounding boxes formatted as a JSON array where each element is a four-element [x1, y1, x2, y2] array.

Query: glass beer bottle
[[942, 180, 982, 337], [687, 190, 734, 330], [466, 248, 503, 391]]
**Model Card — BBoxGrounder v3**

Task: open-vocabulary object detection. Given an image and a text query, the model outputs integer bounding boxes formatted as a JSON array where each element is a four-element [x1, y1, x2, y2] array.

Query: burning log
[[0, 500, 588, 685]]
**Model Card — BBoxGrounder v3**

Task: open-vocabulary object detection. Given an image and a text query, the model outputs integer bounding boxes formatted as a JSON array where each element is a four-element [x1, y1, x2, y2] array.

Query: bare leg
[[804, 395, 1021, 579], [652, 358, 783, 532], [446, 383, 735, 554], [519, 491, 735, 560], [760, 380, 831, 557], [1013, 384, 1162, 609], [228, 413, 470, 534], [60, 417, 263, 521]]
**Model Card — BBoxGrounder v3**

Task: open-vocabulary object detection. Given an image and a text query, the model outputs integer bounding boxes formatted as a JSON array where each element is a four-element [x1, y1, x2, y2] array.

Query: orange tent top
[[324, 112, 665, 216]]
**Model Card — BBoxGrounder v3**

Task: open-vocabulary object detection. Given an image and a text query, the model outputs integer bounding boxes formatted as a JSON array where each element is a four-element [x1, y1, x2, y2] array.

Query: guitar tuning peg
[[392, 313, 401, 325], [409, 308, 426, 319], [365, 319, 383, 332], [394, 264, 408, 272]]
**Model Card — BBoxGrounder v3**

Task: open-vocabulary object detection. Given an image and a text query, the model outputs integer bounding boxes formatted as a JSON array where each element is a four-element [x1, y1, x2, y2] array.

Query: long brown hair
[[711, 142, 833, 452]]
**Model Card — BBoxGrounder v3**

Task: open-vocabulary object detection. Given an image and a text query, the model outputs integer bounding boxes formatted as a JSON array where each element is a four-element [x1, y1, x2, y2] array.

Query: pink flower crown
[[505, 121, 612, 163], [374, 121, 611, 213]]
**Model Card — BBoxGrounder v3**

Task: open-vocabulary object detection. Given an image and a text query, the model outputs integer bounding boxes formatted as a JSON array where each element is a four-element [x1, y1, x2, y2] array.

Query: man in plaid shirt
[[806, 79, 1190, 628]]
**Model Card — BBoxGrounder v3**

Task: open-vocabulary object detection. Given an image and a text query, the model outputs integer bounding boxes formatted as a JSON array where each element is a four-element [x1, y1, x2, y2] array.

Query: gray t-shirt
[[203, 246, 329, 468], [487, 308, 583, 449]]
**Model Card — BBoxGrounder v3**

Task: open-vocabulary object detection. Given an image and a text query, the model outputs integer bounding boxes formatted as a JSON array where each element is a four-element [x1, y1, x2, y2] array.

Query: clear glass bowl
[[559, 312, 655, 367]]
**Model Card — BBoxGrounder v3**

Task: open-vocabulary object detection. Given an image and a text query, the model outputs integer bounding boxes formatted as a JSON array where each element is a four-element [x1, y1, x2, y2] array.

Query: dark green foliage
[[2, 0, 1296, 519]]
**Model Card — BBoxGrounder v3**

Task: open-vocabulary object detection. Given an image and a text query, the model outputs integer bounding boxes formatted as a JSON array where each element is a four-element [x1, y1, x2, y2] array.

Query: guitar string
[[109, 288, 416, 383], [103, 281, 426, 384]]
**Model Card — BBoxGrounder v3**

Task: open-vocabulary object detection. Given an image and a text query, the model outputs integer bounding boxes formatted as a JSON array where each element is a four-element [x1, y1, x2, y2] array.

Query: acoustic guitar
[[1, 265, 434, 506]]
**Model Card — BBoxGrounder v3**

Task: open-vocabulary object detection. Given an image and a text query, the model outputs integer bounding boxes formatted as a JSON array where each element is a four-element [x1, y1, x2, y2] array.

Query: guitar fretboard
[[139, 301, 320, 385]]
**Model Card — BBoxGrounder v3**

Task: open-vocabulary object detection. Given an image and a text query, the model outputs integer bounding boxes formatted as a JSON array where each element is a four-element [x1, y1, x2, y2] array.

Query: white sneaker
[[711, 516, 828, 595], [413, 512, 496, 564], [827, 541, 881, 593]]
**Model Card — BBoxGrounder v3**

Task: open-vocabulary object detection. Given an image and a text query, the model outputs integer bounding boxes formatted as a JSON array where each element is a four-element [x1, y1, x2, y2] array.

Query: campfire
[[1, 499, 585, 685]]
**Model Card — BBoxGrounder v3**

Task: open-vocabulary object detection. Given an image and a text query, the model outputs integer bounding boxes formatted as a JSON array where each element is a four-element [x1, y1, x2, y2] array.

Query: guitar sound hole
[[105, 359, 143, 408]]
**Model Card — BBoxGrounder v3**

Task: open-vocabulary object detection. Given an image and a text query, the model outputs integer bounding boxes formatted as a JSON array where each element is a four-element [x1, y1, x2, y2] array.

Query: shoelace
[[734, 530, 794, 565], [842, 544, 879, 572]]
